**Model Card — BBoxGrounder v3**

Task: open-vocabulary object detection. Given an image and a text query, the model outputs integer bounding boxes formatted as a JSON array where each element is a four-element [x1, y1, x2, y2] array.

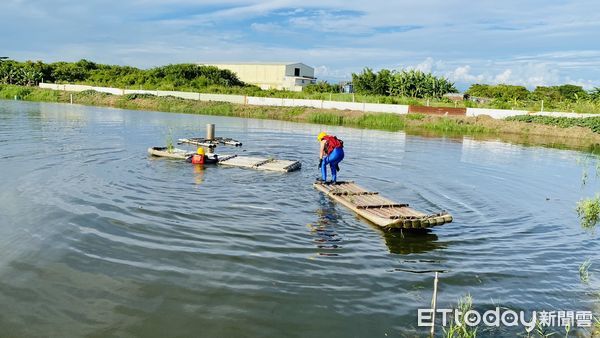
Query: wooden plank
[[356, 203, 408, 209], [331, 191, 379, 196]]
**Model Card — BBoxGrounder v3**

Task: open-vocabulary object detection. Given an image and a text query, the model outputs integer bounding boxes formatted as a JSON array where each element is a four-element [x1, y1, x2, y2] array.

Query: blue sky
[[1, 0, 599, 90]]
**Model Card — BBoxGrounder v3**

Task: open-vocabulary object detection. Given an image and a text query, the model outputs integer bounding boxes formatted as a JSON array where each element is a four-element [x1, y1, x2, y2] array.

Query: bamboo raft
[[148, 148, 301, 172], [314, 181, 452, 230]]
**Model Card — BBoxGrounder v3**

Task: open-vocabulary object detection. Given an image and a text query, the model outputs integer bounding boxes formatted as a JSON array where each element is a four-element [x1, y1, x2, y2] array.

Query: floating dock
[[179, 137, 242, 148], [218, 155, 301, 172], [148, 147, 301, 172], [148, 147, 192, 159], [314, 181, 452, 230]]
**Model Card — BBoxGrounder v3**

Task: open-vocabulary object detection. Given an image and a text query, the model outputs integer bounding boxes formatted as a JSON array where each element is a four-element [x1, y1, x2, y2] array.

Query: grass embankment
[[506, 115, 600, 133], [2, 85, 600, 153]]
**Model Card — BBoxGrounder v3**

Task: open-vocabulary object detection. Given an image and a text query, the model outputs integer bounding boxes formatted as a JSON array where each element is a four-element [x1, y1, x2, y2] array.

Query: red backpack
[[323, 135, 343, 154]]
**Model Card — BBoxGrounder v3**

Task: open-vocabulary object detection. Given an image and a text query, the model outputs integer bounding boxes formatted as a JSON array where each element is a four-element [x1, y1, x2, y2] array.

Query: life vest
[[191, 154, 205, 164], [323, 135, 343, 155]]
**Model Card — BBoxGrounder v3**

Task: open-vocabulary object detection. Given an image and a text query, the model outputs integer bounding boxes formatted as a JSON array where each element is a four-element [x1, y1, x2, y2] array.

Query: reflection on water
[[379, 229, 446, 255], [308, 195, 343, 257], [408, 128, 600, 155], [192, 164, 205, 186], [1, 100, 599, 337]]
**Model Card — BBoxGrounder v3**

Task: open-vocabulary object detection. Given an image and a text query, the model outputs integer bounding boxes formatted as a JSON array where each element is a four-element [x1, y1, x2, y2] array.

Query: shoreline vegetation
[[1, 59, 600, 114], [2, 84, 600, 154]]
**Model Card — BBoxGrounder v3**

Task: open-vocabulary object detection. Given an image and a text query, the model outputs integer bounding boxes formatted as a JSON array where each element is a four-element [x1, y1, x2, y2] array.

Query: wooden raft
[[218, 155, 301, 172], [314, 181, 452, 230]]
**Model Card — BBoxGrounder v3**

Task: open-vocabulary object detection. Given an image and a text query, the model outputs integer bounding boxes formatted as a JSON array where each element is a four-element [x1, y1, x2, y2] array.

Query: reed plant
[[443, 294, 478, 338], [579, 258, 592, 284]]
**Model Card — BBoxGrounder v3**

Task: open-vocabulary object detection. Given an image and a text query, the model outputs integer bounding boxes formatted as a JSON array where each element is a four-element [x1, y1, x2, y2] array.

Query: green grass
[[420, 117, 491, 134], [307, 111, 345, 125], [443, 294, 478, 338], [506, 115, 600, 134], [308, 112, 407, 131], [347, 113, 406, 130]]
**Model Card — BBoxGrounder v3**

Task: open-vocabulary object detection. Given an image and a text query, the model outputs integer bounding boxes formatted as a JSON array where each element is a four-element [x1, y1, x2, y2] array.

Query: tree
[[351, 68, 456, 98], [304, 81, 339, 93], [351, 68, 377, 94], [466, 84, 529, 101]]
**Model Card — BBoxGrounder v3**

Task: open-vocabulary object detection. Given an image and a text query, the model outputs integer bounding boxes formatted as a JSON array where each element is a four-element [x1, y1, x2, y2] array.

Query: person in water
[[317, 132, 344, 184], [186, 147, 218, 164]]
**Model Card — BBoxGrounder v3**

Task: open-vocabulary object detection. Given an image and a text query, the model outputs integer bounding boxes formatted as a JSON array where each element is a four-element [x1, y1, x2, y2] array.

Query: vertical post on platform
[[541, 100, 544, 112], [70, 94, 73, 104], [206, 124, 215, 140]]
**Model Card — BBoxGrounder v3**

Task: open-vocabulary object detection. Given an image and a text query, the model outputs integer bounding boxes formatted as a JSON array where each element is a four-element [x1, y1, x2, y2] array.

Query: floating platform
[[148, 147, 301, 172], [179, 137, 242, 148], [314, 181, 452, 230], [148, 147, 192, 159], [218, 155, 301, 172]]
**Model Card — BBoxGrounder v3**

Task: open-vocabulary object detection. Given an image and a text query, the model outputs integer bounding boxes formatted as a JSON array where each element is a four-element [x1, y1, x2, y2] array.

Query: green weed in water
[[580, 258, 592, 284], [576, 195, 600, 229], [443, 294, 478, 338], [165, 128, 174, 153]]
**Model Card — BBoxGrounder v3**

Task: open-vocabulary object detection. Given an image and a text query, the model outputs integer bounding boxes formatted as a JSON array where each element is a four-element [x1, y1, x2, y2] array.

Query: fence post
[[430, 272, 439, 338]]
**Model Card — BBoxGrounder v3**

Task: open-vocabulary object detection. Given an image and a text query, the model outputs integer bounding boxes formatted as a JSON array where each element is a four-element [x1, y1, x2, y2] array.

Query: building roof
[[199, 61, 308, 66]]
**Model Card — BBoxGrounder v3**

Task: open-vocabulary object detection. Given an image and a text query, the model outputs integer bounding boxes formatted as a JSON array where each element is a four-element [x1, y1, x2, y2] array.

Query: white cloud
[[407, 57, 434, 73], [494, 69, 512, 84], [1, 0, 600, 88]]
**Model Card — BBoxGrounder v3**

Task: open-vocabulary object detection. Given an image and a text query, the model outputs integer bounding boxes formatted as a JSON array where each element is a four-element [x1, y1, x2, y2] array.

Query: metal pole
[[430, 272, 439, 338], [70, 94, 73, 104], [541, 100, 544, 112], [206, 124, 215, 140]]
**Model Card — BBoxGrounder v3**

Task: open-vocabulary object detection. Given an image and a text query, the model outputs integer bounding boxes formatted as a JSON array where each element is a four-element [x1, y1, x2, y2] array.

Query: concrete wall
[[39, 83, 593, 119], [466, 108, 531, 119], [200, 93, 245, 104]]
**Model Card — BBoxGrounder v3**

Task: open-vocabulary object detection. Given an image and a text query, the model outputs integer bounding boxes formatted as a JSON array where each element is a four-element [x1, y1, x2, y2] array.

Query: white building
[[199, 62, 316, 91]]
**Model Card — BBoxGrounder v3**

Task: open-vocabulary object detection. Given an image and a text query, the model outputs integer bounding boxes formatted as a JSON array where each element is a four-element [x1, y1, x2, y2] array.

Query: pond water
[[0, 100, 599, 337]]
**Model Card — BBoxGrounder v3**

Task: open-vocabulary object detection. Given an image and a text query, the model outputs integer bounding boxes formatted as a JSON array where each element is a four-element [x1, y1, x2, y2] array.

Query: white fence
[[39, 83, 592, 119]]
